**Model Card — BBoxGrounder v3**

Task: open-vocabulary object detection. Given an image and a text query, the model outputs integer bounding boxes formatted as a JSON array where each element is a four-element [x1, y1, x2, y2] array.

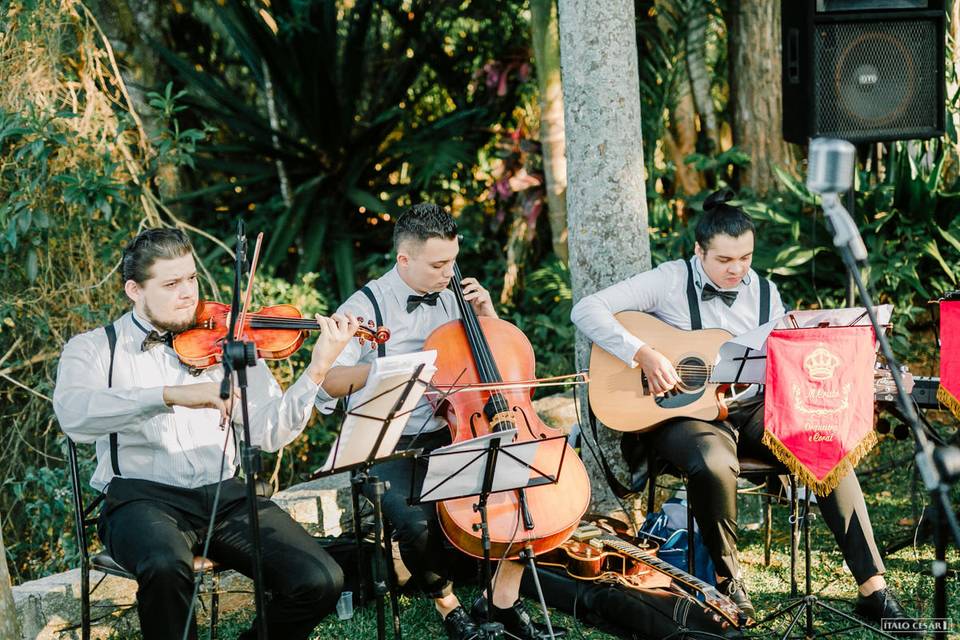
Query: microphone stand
[[221, 218, 268, 640], [821, 193, 960, 640]]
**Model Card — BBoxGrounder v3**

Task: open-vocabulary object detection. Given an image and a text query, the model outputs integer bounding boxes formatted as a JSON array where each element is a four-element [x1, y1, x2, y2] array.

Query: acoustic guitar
[[588, 311, 913, 433], [588, 312, 734, 432], [539, 521, 747, 628]]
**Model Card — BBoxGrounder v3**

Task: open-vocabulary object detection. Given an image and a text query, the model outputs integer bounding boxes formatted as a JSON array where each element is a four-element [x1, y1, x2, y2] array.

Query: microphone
[[806, 138, 855, 194], [805, 138, 867, 263]]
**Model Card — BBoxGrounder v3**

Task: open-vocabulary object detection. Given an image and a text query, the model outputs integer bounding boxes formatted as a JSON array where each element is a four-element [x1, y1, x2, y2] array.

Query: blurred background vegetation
[[1, 0, 959, 595]]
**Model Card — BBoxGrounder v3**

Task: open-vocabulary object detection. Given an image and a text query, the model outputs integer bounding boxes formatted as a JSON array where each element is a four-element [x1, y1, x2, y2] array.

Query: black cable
[[570, 384, 642, 536], [180, 376, 235, 640]]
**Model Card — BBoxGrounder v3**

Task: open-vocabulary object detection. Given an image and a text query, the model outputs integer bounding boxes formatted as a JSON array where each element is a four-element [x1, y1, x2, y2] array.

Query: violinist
[[53, 227, 358, 640], [316, 203, 564, 640]]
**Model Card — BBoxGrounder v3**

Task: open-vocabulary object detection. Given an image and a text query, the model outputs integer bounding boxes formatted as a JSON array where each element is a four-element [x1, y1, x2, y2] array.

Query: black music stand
[[412, 430, 568, 640], [806, 138, 959, 640], [309, 360, 434, 640], [756, 487, 898, 640]]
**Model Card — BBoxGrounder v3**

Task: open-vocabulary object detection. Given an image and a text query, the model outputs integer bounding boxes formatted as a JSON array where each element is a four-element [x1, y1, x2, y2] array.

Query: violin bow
[[234, 232, 264, 341]]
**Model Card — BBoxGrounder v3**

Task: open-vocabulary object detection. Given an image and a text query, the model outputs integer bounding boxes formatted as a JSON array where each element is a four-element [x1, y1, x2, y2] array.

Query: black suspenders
[[103, 323, 121, 476], [758, 275, 770, 325], [683, 259, 703, 330], [684, 259, 770, 328], [360, 285, 386, 358]]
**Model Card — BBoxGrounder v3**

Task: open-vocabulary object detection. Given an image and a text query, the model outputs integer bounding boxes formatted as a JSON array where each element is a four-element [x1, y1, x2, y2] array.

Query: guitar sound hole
[[677, 356, 708, 391]]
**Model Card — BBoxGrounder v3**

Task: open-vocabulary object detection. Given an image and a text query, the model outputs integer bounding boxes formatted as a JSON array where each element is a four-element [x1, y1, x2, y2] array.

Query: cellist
[[316, 203, 565, 640]]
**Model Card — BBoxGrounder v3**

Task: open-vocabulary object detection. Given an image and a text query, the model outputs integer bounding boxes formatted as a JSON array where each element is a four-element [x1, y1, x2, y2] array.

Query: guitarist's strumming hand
[[634, 345, 680, 395]]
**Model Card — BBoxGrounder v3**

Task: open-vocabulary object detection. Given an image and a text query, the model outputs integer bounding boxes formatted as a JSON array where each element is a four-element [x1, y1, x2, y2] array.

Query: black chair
[[66, 438, 222, 640], [646, 454, 800, 596]]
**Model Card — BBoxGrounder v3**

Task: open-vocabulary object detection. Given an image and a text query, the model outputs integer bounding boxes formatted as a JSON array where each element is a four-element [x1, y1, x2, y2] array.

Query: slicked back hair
[[393, 203, 458, 253], [122, 227, 193, 285], [694, 189, 755, 251]]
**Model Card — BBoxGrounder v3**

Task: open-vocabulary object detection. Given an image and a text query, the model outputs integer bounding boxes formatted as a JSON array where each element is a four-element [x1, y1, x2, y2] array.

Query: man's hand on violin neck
[[163, 382, 237, 422], [460, 276, 497, 318], [307, 313, 360, 384]]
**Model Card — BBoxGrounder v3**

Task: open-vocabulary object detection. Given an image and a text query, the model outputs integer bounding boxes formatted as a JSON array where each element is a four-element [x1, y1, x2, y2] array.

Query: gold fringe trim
[[937, 384, 960, 420], [760, 429, 878, 497]]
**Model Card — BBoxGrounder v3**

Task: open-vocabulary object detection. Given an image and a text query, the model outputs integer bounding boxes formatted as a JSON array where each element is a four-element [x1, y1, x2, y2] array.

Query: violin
[[422, 264, 591, 560], [173, 301, 390, 369]]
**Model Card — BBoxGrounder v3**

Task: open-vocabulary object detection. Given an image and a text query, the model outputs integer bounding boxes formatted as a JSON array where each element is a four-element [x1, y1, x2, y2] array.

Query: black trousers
[[99, 477, 344, 640], [642, 398, 885, 585], [371, 428, 457, 599]]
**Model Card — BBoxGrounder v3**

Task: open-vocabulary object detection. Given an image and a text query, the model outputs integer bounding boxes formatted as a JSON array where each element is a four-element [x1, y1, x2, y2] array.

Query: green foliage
[[647, 136, 960, 368], [159, 0, 530, 298], [506, 257, 576, 386], [0, 0, 215, 582], [145, 83, 212, 172]]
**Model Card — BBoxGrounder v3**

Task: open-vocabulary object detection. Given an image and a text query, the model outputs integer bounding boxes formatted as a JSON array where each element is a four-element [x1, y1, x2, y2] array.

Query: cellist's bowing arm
[[319, 363, 372, 399]]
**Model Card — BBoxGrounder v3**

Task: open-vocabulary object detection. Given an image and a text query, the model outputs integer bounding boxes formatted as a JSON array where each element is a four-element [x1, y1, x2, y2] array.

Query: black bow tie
[[701, 283, 739, 307], [406, 291, 440, 313], [141, 330, 174, 351]]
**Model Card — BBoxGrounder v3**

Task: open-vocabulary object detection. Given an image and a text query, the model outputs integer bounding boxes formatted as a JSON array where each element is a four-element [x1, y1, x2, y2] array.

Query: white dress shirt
[[54, 310, 320, 491], [314, 266, 460, 436], [571, 256, 785, 367]]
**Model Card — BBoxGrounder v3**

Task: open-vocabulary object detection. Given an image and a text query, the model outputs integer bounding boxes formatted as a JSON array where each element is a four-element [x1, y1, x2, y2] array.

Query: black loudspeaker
[[781, 0, 945, 144]]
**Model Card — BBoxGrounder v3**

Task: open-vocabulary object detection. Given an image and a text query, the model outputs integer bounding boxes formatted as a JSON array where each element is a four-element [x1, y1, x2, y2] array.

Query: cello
[[422, 264, 591, 559]]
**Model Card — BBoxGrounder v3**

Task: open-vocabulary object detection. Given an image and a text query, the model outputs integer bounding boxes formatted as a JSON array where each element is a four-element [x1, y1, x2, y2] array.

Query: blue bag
[[639, 497, 717, 586]]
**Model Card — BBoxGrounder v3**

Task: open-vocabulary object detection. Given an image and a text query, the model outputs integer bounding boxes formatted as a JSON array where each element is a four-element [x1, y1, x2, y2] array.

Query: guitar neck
[[600, 535, 716, 595]]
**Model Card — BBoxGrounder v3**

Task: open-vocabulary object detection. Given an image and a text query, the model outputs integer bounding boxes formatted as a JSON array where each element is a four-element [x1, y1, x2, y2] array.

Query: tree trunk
[[728, 0, 799, 195], [686, 0, 719, 154], [664, 77, 705, 196], [87, 0, 178, 195], [558, 0, 649, 515], [660, 0, 703, 197], [943, 0, 960, 186], [531, 0, 569, 263], [0, 526, 22, 640]]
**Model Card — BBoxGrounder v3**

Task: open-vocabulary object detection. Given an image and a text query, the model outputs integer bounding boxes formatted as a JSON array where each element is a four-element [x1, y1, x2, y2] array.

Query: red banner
[[937, 301, 960, 419], [762, 326, 876, 496]]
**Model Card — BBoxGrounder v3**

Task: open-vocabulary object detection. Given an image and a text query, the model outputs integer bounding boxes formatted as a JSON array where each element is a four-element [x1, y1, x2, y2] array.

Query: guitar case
[[520, 565, 744, 640]]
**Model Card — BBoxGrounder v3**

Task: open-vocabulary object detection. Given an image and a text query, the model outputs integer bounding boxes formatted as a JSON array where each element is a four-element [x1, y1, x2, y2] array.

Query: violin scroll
[[355, 317, 391, 350]]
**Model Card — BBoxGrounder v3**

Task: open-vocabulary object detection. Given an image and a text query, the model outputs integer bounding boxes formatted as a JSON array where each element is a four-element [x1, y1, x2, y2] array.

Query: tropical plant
[[158, 0, 530, 300]]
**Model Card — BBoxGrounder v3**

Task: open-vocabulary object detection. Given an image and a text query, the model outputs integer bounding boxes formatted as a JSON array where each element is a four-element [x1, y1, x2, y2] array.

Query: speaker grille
[[813, 18, 940, 141]]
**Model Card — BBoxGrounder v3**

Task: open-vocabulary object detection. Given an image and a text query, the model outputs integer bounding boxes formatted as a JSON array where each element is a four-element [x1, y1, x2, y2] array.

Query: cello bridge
[[489, 411, 517, 431]]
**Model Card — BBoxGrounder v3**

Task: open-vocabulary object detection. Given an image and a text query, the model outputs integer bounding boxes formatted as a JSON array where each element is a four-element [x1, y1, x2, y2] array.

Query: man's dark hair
[[393, 203, 458, 251], [694, 189, 755, 251], [122, 227, 193, 284]]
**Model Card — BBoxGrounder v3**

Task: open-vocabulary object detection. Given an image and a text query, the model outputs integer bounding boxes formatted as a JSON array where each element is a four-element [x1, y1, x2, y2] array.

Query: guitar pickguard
[[654, 387, 707, 409]]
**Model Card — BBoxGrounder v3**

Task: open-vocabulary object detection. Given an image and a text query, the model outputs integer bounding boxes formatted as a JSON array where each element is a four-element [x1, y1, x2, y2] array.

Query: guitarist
[[571, 190, 912, 627]]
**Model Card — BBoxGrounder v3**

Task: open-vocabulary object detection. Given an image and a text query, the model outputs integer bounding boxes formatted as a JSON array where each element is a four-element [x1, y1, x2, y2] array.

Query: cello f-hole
[[511, 405, 538, 440], [469, 412, 484, 439]]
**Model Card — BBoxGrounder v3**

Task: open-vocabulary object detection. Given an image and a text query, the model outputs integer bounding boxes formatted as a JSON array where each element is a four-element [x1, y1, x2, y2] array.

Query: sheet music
[[419, 429, 542, 501], [711, 305, 893, 384], [319, 350, 437, 472]]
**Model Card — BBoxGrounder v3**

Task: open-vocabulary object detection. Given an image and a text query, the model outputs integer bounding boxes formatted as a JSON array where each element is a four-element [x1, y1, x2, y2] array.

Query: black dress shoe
[[471, 596, 566, 639], [444, 606, 481, 640], [718, 577, 756, 621], [854, 588, 919, 636]]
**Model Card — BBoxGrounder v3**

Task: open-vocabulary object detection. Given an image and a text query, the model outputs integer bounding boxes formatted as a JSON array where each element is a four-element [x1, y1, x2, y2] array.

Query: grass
[[101, 434, 958, 639]]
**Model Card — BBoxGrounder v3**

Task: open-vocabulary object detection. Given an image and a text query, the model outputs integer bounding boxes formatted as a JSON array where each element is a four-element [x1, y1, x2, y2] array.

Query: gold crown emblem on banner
[[803, 346, 841, 380]]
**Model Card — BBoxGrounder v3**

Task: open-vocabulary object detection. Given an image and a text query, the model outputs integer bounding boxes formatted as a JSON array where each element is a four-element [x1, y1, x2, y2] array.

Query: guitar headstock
[[874, 365, 915, 397]]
